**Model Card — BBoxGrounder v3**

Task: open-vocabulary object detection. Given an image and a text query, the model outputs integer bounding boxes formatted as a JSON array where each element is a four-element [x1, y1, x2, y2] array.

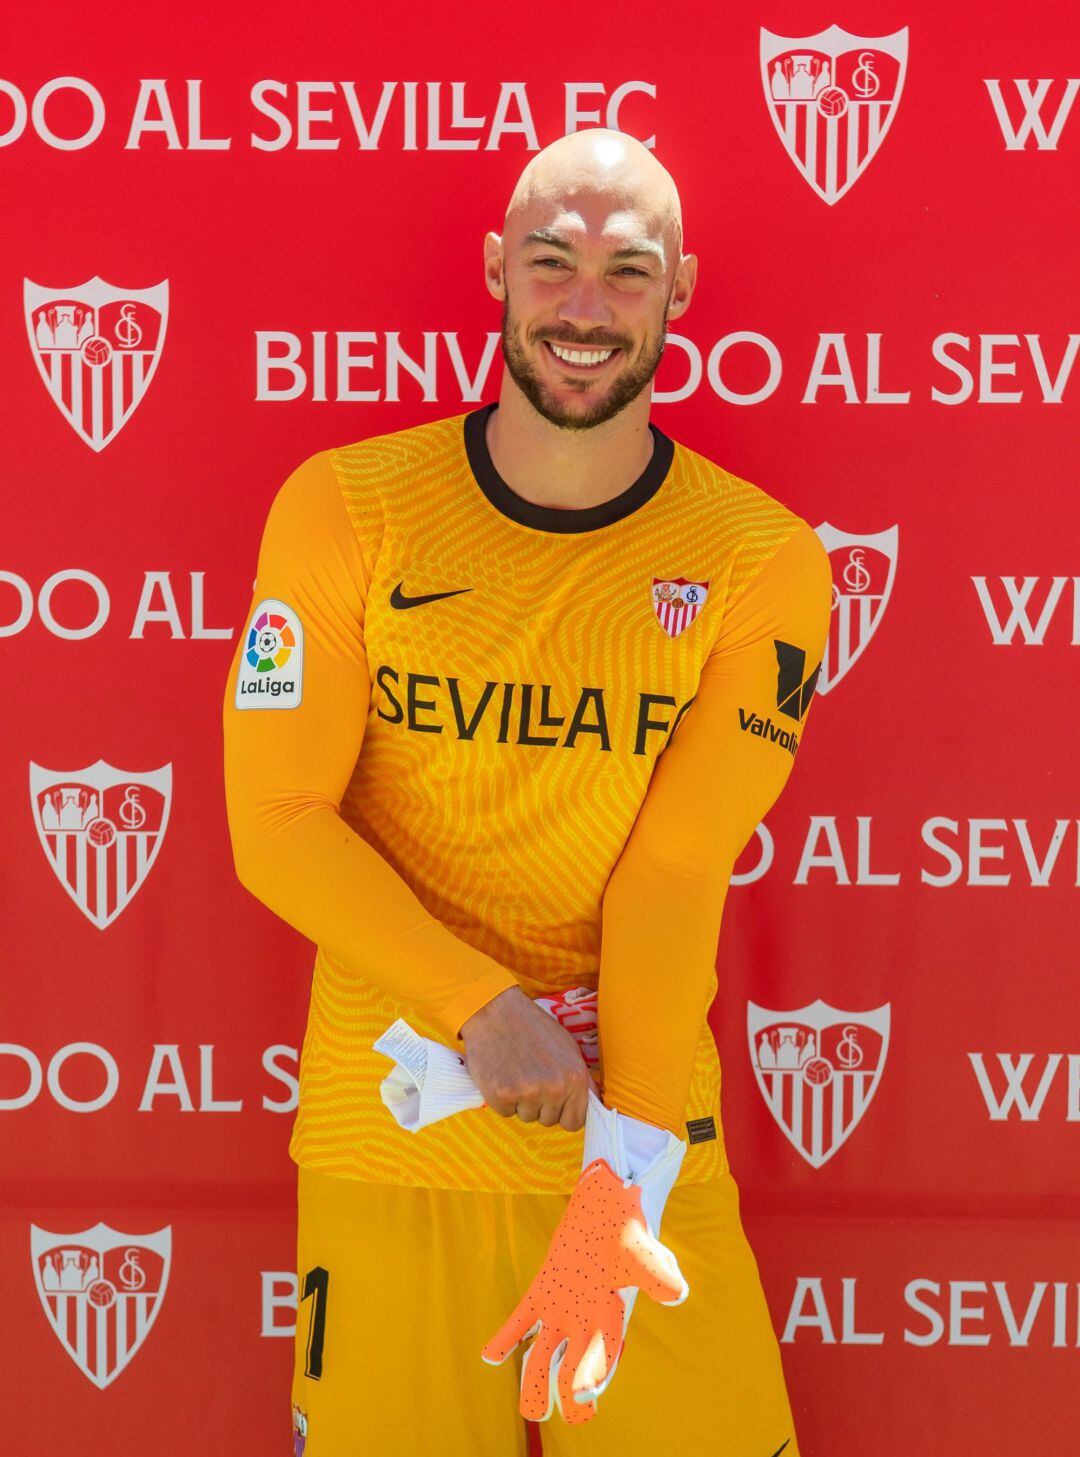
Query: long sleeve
[[597, 522, 833, 1134], [222, 451, 519, 1045]]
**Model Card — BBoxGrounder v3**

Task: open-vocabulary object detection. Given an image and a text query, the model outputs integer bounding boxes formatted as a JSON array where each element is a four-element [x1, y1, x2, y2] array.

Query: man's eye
[[532, 258, 648, 277]]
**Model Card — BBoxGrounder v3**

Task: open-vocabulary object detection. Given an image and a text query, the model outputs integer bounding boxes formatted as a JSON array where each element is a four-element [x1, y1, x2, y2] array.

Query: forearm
[[228, 795, 518, 1046], [598, 845, 731, 1134], [595, 522, 833, 1138], [222, 449, 520, 1045]]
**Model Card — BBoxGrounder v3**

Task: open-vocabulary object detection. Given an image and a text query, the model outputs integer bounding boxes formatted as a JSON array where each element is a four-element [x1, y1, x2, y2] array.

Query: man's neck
[[485, 383, 655, 512]]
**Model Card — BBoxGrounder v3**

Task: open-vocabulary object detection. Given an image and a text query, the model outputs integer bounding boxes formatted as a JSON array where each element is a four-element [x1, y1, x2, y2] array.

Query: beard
[[499, 289, 668, 431]]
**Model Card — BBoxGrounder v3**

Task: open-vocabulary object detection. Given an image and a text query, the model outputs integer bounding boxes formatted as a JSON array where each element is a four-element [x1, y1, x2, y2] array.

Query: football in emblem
[[81, 335, 112, 367], [85, 817, 117, 848], [802, 1056, 834, 1086], [816, 86, 848, 118], [86, 1279, 116, 1309]]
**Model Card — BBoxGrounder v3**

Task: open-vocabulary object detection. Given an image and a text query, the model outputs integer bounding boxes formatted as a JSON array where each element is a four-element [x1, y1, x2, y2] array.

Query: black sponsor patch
[[686, 1115, 717, 1144], [774, 639, 820, 721]]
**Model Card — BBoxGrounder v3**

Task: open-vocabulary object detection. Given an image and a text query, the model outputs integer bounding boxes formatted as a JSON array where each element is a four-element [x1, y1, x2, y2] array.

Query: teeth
[[549, 343, 615, 366]]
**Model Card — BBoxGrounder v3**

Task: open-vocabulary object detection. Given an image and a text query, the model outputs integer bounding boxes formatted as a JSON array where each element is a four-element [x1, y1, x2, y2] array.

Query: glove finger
[[563, 1389, 598, 1426], [620, 1220, 690, 1306], [481, 1300, 539, 1367], [588, 1293, 634, 1402], [570, 1296, 626, 1405], [518, 1326, 562, 1422], [555, 1329, 598, 1426]]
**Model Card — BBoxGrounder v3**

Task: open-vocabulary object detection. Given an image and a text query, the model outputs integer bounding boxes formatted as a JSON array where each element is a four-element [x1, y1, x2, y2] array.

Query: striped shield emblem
[[748, 999, 890, 1168], [24, 276, 168, 452], [29, 760, 172, 930], [760, 25, 908, 205], [651, 576, 710, 639], [814, 523, 898, 695], [31, 1223, 171, 1389]]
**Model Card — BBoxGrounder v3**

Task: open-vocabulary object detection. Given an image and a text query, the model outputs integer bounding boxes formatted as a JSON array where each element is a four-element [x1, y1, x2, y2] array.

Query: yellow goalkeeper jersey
[[222, 403, 831, 1194]]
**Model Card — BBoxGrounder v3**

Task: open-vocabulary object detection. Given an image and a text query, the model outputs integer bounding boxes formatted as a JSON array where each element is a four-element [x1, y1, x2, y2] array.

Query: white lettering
[[795, 816, 849, 885], [199, 1045, 243, 1112], [260, 1273, 298, 1336], [47, 1043, 119, 1113], [38, 570, 110, 640], [984, 78, 1080, 150], [0, 1045, 43, 1109], [968, 1053, 1062, 1120], [139, 1045, 195, 1111], [262, 1045, 299, 1112], [781, 1277, 836, 1343]]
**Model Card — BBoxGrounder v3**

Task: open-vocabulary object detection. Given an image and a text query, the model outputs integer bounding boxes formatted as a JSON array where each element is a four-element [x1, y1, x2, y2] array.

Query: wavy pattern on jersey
[[288, 411, 803, 1193]]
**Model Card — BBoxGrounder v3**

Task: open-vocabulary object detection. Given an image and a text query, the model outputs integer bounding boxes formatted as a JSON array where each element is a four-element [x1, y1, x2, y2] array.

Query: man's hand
[[461, 987, 600, 1132]]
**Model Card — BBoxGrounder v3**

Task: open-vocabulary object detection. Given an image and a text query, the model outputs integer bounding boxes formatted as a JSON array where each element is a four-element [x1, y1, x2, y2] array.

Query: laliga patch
[[235, 598, 303, 709]]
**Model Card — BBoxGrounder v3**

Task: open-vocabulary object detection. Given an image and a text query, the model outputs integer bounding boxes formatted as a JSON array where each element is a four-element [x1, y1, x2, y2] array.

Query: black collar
[[463, 401, 674, 535]]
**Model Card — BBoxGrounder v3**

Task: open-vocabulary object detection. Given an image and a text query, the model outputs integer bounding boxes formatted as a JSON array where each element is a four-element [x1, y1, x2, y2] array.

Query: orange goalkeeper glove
[[481, 1088, 687, 1425]]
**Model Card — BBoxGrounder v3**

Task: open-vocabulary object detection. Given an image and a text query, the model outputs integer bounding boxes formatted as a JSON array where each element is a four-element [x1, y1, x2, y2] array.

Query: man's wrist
[[581, 1090, 687, 1236], [457, 981, 528, 1042]]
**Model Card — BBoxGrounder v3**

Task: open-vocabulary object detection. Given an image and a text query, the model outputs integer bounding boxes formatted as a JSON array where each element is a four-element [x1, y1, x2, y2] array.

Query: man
[[223, 128, 831, 1456]]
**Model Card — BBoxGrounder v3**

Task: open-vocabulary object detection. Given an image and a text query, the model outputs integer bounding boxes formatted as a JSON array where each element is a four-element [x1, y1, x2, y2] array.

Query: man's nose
[[556, 276, 614, 336]]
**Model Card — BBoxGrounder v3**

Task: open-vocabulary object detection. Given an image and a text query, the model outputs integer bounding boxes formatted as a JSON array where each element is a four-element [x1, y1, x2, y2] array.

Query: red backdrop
[[4, 1, 1078, 1451]]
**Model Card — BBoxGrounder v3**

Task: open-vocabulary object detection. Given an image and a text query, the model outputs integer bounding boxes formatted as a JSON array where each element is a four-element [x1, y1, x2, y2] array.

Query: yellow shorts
[[291, 1164, 799, 1457]]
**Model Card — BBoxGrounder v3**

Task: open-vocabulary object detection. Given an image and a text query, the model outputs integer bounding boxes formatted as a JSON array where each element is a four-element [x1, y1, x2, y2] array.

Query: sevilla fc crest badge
[[814, 524, 898, 694], [748, 999, 890, 1167], [293, 1404, 309, 1456], [29, 760, 172, 930], [31, 1222, 171, 1389], [760, 24, 909, 205], [652, 577, 710, 639], [24, 275, 168, 451]]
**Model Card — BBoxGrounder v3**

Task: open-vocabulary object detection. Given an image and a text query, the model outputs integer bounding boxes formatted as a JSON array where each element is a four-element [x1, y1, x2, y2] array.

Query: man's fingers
[[556, 1328, 594, 1422], [517, 1326, 561, 1421], [558, 1075, 589, 1132], [576, 1303, 629, 1405], [569, 1311, 621, 1405], [481, 1301, 539, 1366]]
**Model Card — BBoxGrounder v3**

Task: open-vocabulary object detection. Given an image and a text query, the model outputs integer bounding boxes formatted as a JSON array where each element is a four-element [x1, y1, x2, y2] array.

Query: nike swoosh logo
[[769, 1441, 791, 1457], [390, 582, 473, 610]]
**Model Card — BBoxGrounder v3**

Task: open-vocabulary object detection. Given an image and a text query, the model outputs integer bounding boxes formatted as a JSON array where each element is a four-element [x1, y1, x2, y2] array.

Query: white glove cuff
[[582, 1088, 687, 1236], [373, 1019, 484, 1131]]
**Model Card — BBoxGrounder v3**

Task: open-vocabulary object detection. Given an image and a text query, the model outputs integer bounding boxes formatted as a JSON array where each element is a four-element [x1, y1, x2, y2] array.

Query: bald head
[[485, 129, 695, 431], [504, 129, 684, 270]]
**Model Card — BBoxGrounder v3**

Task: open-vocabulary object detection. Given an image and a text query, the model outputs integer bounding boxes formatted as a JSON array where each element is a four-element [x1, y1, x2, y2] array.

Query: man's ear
[[483, 231, 506, 301], [666, 253, 698, 323]]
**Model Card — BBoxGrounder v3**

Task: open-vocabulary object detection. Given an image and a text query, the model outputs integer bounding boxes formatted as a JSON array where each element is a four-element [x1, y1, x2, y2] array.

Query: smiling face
[[487, 132, 696, 431]]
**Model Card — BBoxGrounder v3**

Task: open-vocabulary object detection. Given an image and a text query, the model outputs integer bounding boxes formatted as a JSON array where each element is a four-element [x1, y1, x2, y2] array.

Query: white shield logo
[[814, 524, 898, 694], [760, 24, 909, 204], [31, 1222, 171, 1389], [25, 276, 168, 451], [29, 760, 172, 930], [748, 999, 890, 1167], [652, 577, 710, 639]]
